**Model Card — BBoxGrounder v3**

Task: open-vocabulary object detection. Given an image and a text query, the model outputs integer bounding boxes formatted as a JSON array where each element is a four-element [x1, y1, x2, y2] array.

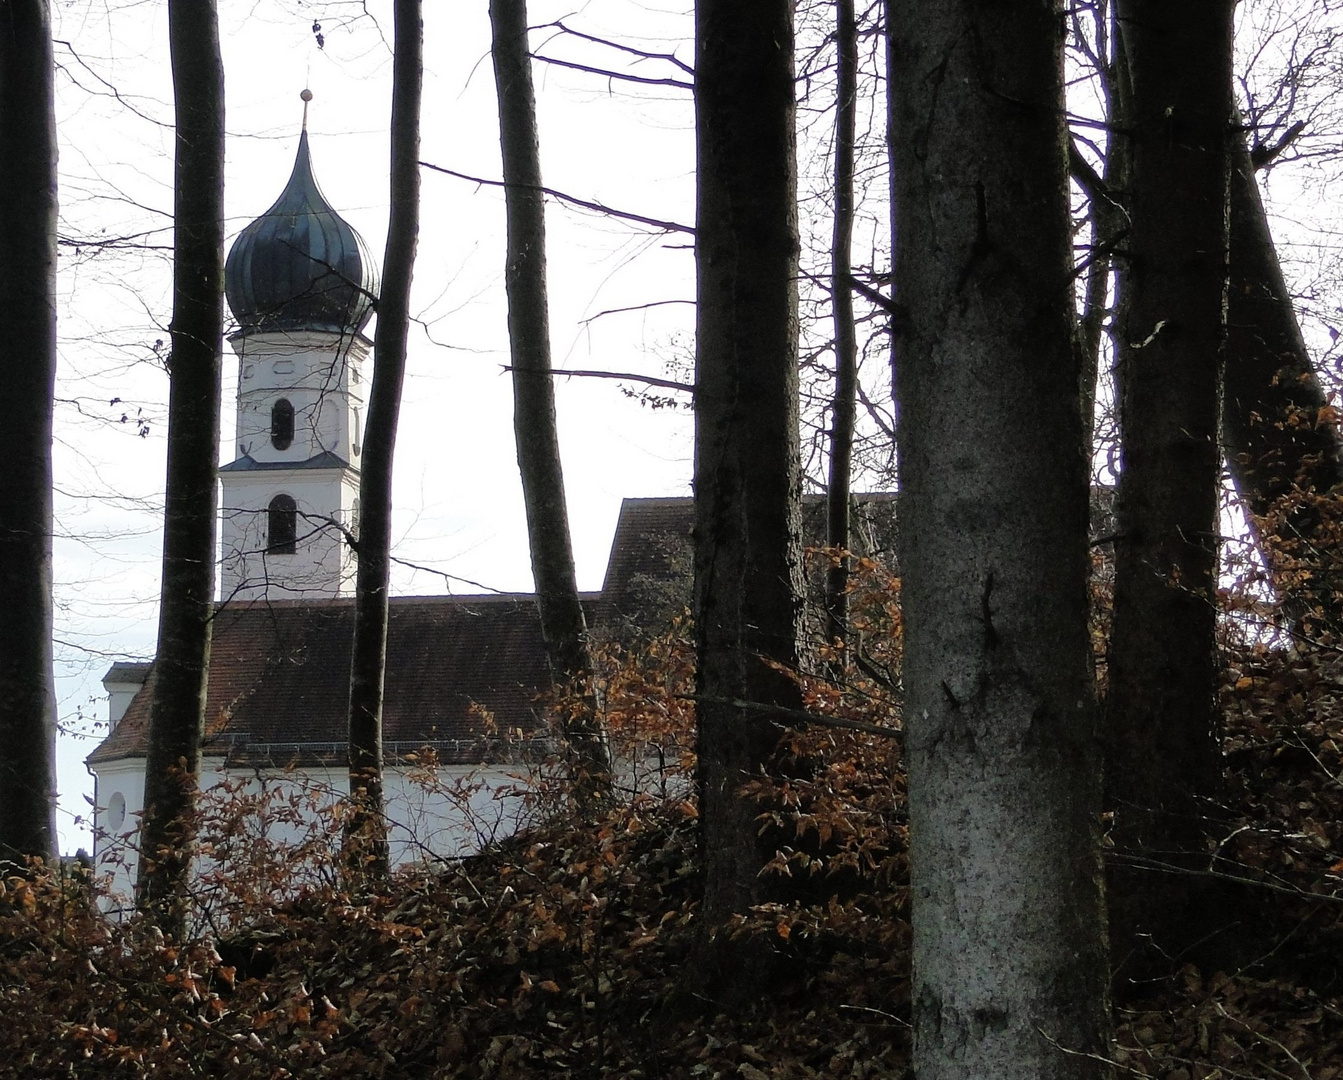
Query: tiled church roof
[[88, 494, 899, 769], [88, 594, 580, 767]]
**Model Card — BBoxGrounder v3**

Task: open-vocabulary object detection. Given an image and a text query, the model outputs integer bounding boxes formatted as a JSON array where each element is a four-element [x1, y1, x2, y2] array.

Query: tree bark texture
[[0, 0, 59, 866], [1105, 0, 1233, 962], [346, 0, 421, 882], [1223, 130, 1343, 633], [890, 3, 1109, 1078], [137, 0, 225, 933], [489, 0, 611, 795], [693, 0, 804, 931], [824, 0, 859, 656]]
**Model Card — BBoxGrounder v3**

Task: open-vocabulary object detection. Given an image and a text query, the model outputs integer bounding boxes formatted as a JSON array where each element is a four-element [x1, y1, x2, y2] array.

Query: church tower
[[220, 101, 379, 599]]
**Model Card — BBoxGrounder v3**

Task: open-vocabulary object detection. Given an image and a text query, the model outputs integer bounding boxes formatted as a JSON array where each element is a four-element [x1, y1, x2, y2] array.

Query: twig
[[504, 365, 692, 393], [419, 161, 693, 235], [1251, 121, 1307, 169], [839, 1004, 911, 1028], [688, 695, 903, 742], [534, 20, 694, 77], [1215, 1002, 1312, 1080], [577, 298, 694, 325], [1110, 850, 1343, 904], [531, 54, 692, 91]]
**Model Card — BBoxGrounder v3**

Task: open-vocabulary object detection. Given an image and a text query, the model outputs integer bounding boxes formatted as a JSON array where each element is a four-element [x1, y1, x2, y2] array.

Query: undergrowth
[[5, 556, 1343, 1076]]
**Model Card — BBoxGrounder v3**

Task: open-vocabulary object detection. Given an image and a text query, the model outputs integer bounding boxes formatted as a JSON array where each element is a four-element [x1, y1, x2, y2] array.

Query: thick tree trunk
[[346, 0, 421, 883], [136, 0, 224, 934], [489, 0, 611, 797], [824, 0, 858, 658], [890, 3, 1109, 1077], [1106, 0, 1233, 965], [0, 0, 59, 867], [1223, 130, 1343, 634], [693, 0, 804, 938]]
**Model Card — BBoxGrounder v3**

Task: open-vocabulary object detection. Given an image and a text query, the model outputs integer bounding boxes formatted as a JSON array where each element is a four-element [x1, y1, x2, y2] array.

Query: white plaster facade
[[91, 752, 531, 913]]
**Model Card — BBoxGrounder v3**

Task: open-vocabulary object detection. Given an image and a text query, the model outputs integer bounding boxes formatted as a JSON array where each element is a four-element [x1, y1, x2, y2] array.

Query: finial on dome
[[300, 88, 313, 131]]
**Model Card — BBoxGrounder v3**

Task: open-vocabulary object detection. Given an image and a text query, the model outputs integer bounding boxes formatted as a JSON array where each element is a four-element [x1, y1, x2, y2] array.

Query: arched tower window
[[268, 494, 297, 554], [271, 398, 295, 450]]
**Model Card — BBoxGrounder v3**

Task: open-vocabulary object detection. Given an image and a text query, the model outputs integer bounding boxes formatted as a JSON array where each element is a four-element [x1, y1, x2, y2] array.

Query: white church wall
[[91, 757, 532, 917]]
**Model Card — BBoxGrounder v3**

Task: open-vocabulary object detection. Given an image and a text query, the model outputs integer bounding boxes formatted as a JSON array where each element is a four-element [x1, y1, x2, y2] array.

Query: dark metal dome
[[225, 131, 379, 334]]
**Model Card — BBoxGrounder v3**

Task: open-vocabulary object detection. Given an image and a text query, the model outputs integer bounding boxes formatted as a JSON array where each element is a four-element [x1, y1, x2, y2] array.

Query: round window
[[106, 791, 126, 832]]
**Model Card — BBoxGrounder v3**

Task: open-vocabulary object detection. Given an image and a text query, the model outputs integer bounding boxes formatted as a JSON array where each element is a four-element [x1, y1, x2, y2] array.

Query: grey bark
[[0, 0, 58, 866], [136, 0, 224, 933], [692, 0, 804, 937], [1223, 130, 1343, 632], [346, 0, 421, 882], [889, 2, 1109, 1077], [824, 0, 859, 656], [1105, 0, 1234, 961], [489, 0, 611, 796]]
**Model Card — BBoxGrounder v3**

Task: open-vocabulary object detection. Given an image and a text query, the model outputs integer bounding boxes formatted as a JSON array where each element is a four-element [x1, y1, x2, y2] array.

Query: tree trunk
[[346, 0, 422, 883], [489, 0, 611, 798], [693, 0, 804, 954], [1223, 129, 1343, 634], [890, 2, 1109, 1077], [824, 0, 858, 661], [0, 0, 59, 868], [1105, 0, 1234, 966], [1076, 3, 1128, 451], [136, 0, 224, 934]]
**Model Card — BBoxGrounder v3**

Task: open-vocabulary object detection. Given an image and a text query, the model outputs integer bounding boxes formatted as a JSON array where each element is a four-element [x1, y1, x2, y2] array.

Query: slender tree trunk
[[1223, 129, 1343, 633], [693, 0, 804, 954], [824, 0, 858, 658], [1106, 0, 1234, 965], [489, 0, 611, 797], [884, 0, 898, 424], [136, 0, 224, 934], [346, 0, 422, 883], [890, 2, 1109, 1077], [1076, 1, 1128, 450], [0, 0, 58, 867]]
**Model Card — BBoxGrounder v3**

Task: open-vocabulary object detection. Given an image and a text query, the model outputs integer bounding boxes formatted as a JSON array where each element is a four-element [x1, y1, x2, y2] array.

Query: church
[[85, 121, 897, 905], [83, 121, 709, 903]]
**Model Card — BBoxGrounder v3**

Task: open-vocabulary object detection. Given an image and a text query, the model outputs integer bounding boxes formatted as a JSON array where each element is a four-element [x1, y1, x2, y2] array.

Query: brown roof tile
[[88, 595, 562, 767]]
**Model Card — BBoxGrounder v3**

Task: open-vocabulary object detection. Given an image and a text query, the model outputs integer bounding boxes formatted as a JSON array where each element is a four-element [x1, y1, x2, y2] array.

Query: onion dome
[[225, 130, 379, 334]]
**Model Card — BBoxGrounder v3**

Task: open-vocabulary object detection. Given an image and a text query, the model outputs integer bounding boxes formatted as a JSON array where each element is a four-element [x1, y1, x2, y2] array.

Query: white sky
[[52, 0, 700, 853]]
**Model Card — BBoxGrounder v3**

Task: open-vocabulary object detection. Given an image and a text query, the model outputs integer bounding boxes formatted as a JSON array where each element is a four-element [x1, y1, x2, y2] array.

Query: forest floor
[[4, 641, 1343, 1077]]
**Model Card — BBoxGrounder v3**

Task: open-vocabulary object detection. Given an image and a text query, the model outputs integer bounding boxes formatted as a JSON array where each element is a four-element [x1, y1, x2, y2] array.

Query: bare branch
[[531, 54, 692, 91], [419, 160, 694, 235], [505, 365, 692, 393], [1250, 119, 1306, 169], [533, 19, 694, 77], [577, 298, 694, 325]]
